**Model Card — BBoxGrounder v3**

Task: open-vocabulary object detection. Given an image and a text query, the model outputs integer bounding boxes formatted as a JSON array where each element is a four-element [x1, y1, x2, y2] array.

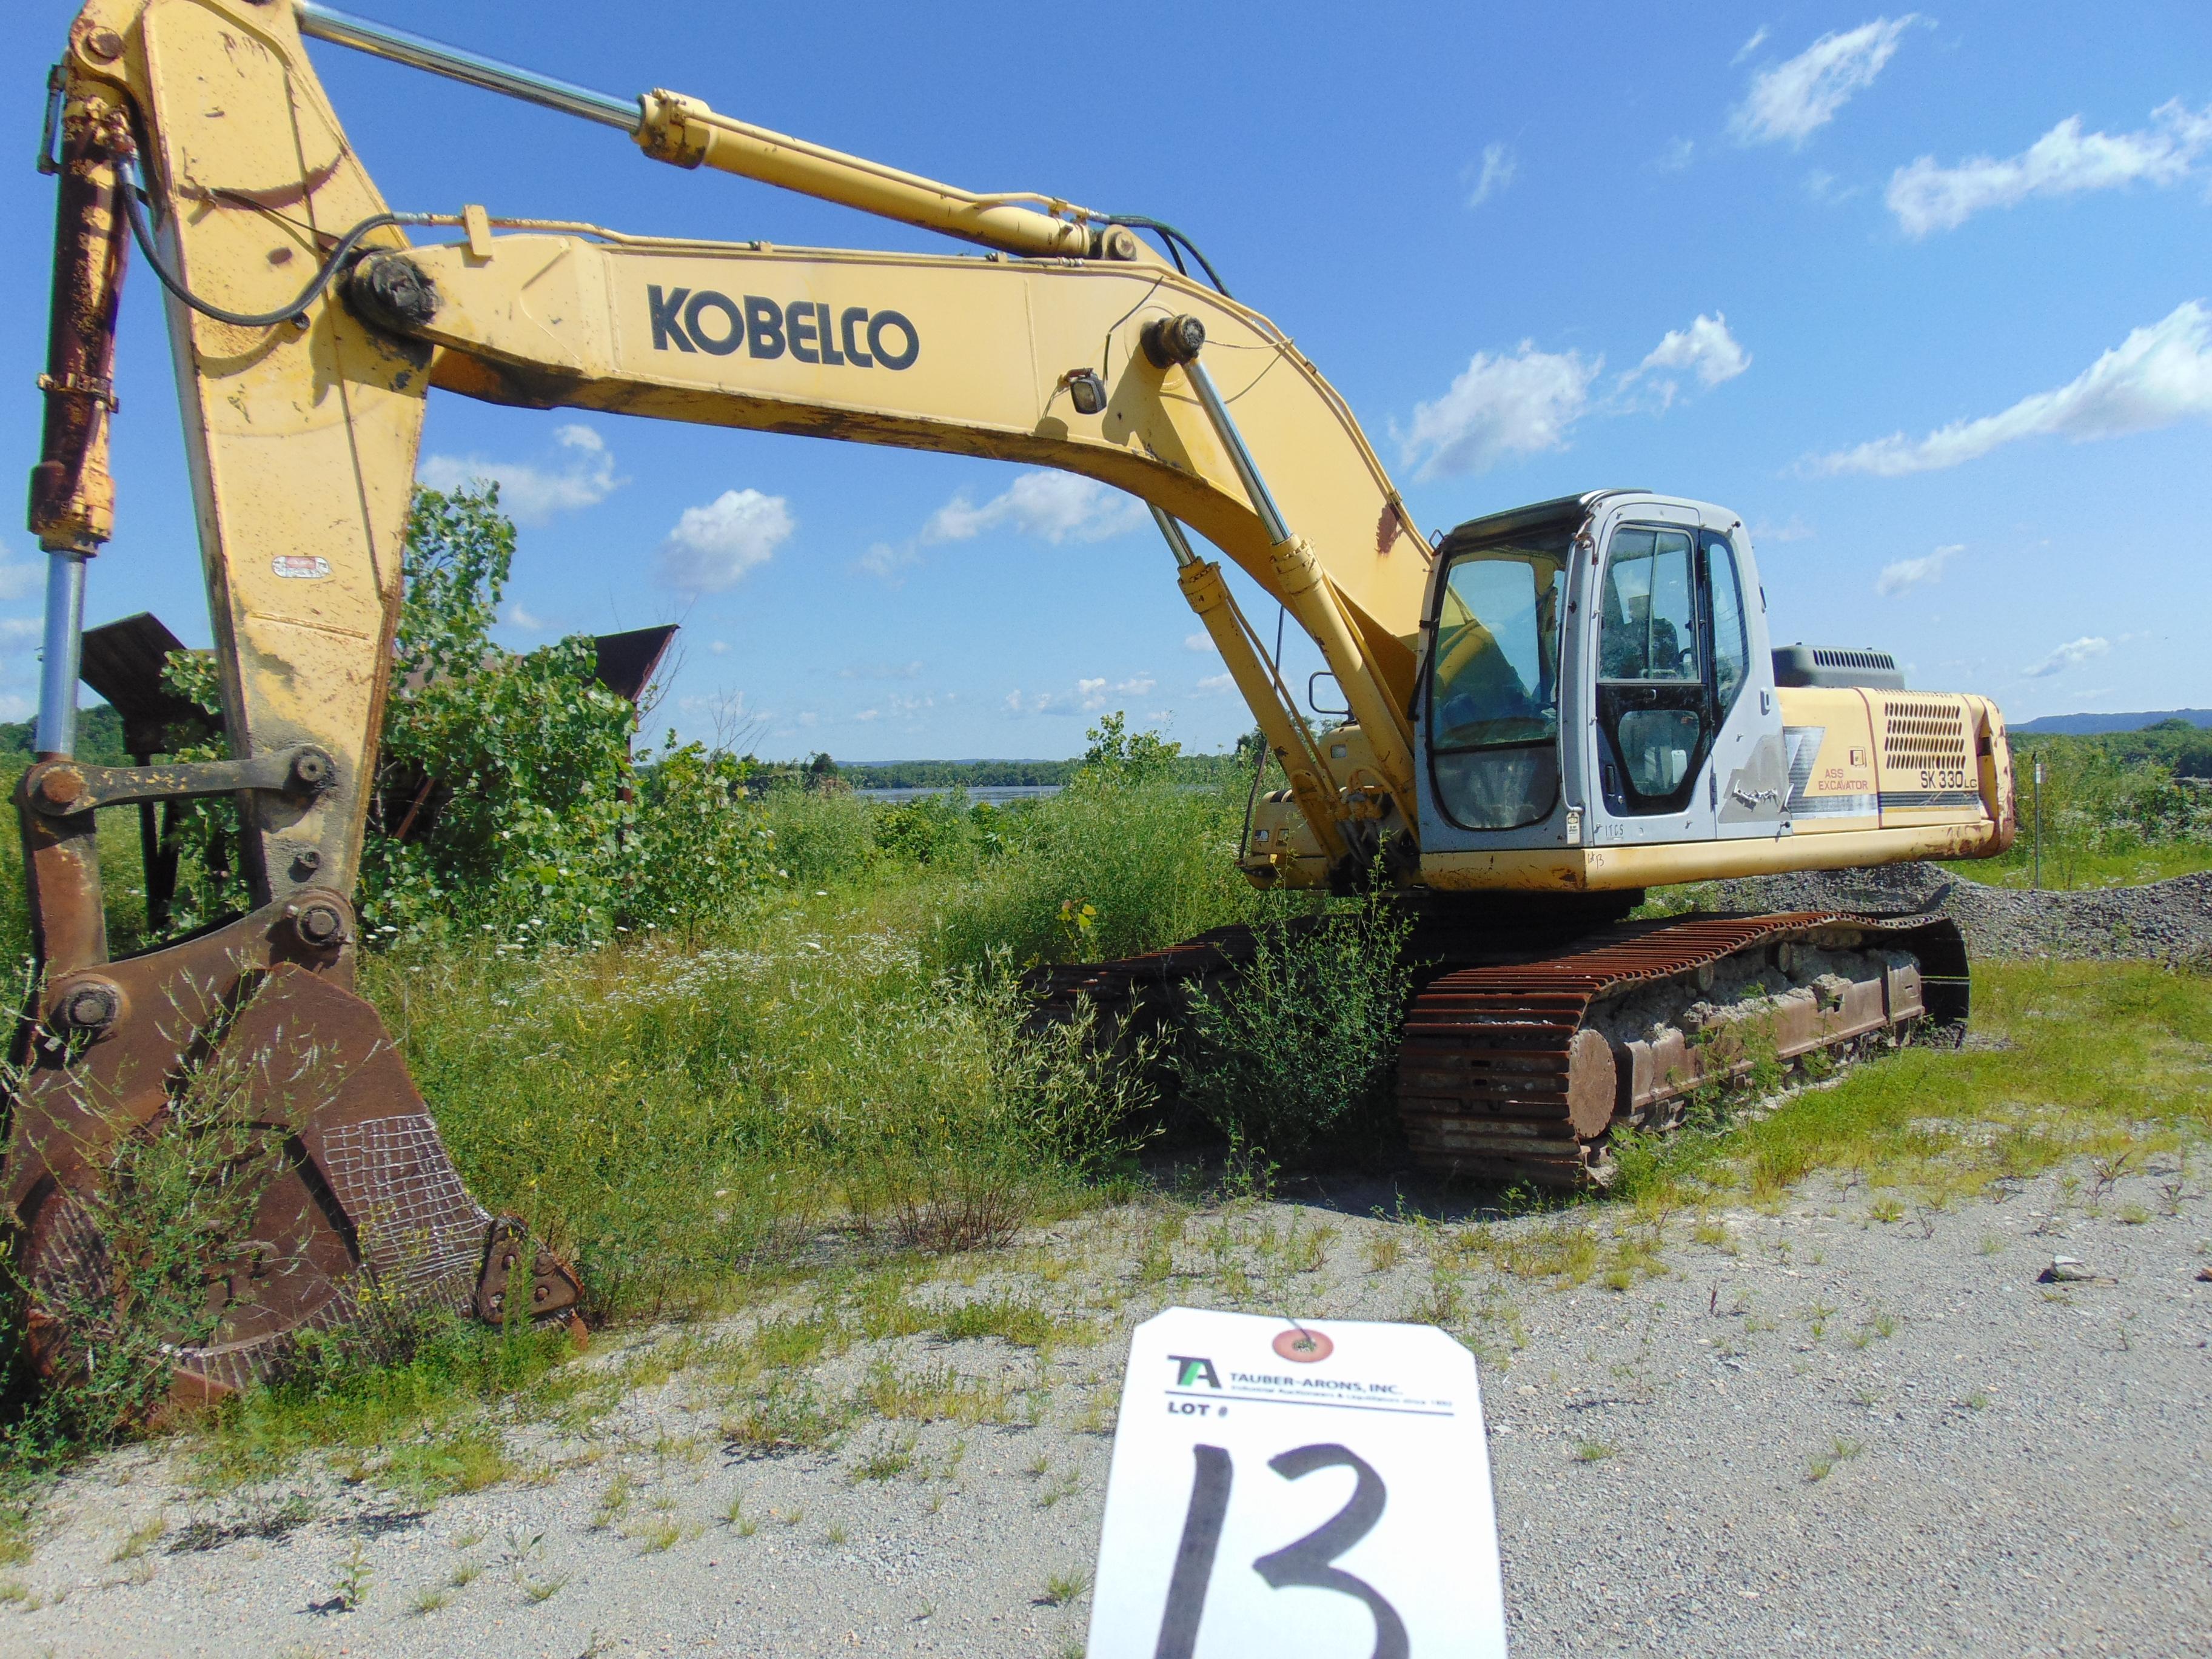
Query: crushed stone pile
[[1708, 863, 2212, 962]]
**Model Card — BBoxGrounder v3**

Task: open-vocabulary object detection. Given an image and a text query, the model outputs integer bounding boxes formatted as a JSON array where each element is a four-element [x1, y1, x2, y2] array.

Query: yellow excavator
[[13, 0, 2014, 1394]]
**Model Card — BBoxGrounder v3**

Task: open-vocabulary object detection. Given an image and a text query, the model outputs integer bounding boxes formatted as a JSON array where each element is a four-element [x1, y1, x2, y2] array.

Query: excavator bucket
[[5, 22, 579, 1407], [5, 768, 582, 1407]]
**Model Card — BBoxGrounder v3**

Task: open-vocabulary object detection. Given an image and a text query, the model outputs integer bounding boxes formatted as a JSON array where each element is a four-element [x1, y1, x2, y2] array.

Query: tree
[[1078, 711, 1182, 788]]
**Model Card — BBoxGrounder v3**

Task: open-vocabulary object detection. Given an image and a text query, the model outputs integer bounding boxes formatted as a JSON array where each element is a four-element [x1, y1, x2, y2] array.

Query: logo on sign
[[646, 285, 919, 370], [272, 555, 331, 580], [1170, 1355, 1222, 1389]]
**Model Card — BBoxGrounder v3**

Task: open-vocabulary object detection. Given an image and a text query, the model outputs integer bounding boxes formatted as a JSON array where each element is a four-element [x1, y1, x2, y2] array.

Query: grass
[[7, 704, 2211, 1537], [1608, 959, 2212, 1214], [1806, 1438, 1863, 1482], [1041, 1569, 1091, 1606]]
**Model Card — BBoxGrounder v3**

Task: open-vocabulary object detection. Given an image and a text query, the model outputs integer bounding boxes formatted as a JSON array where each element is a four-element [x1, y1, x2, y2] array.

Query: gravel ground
[[1711, 863, 2212, 962], [6, 1156, 2207, 1659]]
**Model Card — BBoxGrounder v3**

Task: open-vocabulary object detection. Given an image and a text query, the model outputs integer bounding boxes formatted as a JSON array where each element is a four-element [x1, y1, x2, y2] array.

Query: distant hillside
[[2014, 709, 2212, 736]]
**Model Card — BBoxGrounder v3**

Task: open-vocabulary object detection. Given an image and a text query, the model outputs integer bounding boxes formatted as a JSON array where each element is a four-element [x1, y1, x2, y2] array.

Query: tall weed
[[1170, 891, 1413, 1163]]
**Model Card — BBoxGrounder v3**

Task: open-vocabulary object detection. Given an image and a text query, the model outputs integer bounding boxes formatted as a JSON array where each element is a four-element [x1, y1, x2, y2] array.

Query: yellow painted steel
[[633, 92, 1117, 262], [78, 0, 429, 903], [1175, 560, 1349, 867], [403, 230, 1430, 739], [1423, 819, 2009, 893]]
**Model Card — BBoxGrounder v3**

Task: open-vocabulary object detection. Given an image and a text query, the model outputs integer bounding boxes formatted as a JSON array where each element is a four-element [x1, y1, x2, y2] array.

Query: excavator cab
[[1411, 491, 1801, 891]]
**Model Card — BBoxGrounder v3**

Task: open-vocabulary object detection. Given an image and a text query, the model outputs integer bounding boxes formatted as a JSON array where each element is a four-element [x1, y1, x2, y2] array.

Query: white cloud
[[1808, 300, 2212, 476], [656, 488, 794, 592], [1407, 314, 1747, 475], [1400, 342, 1601, 477], [1731, 26, 1769, 66], [418, 424, 623, 523], [1730, 16, 1918, 148], [0, 617, 42, 643], [1631, 312, 1751, 401], [923, 470, 1144, 545], [501, 600, 548, 631], [1184, 632, 1219, 655], [0, 551, 42, 603], [1078, 674, 1156, 711], [840, 660, 925, 680], [709, 640, 730, 655], [1875, 543, 1962, 596], [858, 541, 922, 585], [2023, 636, 2110, 678], [1752, 515, 1815, 544], [0, 692, 31, 721], [1655, 136, 1695, 173], [1887, 99, 2212, 237], [1464, 142, 1517, 209], [854, 708, 881, 722], [1196, 671, 1236, 694]]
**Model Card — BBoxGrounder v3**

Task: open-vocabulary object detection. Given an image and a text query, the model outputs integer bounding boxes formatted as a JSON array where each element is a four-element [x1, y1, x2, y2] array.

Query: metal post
[[2032, 759, 2044, 890], [33, 548, 87, 759], [294, 1, 642, 129]]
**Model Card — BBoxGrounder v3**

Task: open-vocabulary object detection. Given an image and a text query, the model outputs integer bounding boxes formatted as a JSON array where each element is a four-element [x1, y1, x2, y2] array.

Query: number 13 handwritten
[[1153, 1443, 1409, 1659]]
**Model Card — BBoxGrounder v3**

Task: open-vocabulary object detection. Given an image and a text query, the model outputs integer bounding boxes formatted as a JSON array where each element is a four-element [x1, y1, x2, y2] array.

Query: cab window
[[1705, 531, 1750, 717], [1598, 529, 1698, 681], [1426, 531, 1566, 831]]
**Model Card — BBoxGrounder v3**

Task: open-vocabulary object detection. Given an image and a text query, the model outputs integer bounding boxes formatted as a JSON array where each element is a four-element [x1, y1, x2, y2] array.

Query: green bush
[[1169, 890, 1413, 1164], [928, 717, 1286, 971], [755, 785, 879, 888], [871, 789, 979, 869], [1970, 732, 2212, 889]]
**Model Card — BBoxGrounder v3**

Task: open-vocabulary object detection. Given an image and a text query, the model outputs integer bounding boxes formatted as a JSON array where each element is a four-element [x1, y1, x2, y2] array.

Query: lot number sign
[[1087, 1307, 1507, 1659]]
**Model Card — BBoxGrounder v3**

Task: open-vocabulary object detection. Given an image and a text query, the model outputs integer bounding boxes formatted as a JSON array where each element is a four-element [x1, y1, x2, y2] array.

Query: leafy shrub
[[932, 736, 1282, 970], [756, 786, 878, 888], [1170, 890, 1413, 1162], [829, 970, 1155, 1251], [871, 789, 977, 868]]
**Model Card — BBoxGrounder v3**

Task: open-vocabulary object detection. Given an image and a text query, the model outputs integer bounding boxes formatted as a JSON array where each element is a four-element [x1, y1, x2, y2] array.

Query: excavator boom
[[8, 0, 2018, 1404]]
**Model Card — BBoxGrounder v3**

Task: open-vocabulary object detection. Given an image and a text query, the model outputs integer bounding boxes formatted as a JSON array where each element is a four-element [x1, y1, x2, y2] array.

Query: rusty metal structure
[[10, 0, 2019, 1401]]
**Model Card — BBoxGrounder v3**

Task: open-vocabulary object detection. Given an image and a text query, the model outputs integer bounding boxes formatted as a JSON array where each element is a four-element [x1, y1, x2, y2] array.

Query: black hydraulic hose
[[1106, 215, 1231, 298], [116, 151, 411, 329]]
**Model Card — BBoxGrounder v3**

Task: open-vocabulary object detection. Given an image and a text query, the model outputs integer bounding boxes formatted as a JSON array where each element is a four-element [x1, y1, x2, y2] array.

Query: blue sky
[[4, 2, 2208, 759]]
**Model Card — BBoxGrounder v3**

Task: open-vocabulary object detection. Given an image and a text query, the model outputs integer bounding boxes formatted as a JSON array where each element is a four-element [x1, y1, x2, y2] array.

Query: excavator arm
[[9, 0, 1438, 1396]]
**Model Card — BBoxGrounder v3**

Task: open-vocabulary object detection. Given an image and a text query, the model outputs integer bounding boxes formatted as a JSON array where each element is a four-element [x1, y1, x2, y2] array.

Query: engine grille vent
[[1771, 644, 1906, 691], [1882, 700, 1969, 769]]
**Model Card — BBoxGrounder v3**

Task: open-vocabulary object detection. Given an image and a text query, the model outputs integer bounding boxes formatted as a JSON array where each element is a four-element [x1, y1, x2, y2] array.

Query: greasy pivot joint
[[344, 251, 440, 335], [1141, 313, 1205, 369], [50, 974, 123, 1036], [286, 896, 349, 950]]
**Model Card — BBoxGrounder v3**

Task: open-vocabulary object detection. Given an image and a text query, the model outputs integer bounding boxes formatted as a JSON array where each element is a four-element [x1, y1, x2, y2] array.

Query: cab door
[[1594, 525, 1710, 820], [1589, 518, 1782, 841], [1700, 526, 1787, 839]]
